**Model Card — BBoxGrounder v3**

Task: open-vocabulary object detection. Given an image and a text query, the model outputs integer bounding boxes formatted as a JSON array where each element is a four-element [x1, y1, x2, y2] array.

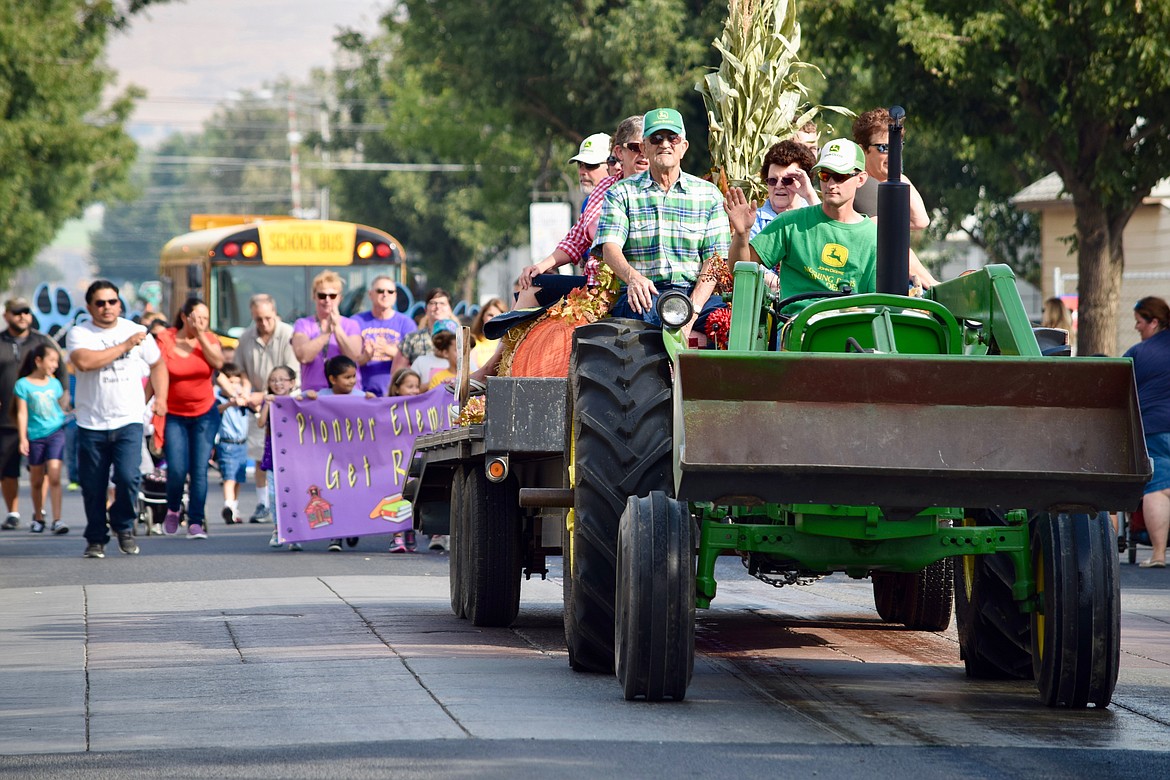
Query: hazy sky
[[106, 0, 386, 145]]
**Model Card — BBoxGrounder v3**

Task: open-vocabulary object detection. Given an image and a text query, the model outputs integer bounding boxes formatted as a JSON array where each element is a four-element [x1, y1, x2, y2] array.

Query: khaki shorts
[[247, 416, 265, 461]]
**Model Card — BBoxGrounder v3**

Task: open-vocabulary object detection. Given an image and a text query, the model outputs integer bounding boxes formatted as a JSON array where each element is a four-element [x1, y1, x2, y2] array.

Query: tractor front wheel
[[1031, 511, 1120, 708], [564, 320, 674, 673], [616, 492, 695, 701], [449, 465, 467, 619]]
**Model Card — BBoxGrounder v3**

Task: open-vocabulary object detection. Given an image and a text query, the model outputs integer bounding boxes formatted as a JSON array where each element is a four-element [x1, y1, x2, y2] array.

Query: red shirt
[[157, 328, 215, 417]]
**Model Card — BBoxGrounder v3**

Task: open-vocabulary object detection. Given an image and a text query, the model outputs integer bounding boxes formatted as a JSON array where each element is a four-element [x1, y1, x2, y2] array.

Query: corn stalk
[[696, 0, 844, 202]]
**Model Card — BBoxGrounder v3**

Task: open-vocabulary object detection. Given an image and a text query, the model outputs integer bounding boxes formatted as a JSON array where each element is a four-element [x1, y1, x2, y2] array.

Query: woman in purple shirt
[[291, 271, 364, 392], [1125, 296, 1170, 567]]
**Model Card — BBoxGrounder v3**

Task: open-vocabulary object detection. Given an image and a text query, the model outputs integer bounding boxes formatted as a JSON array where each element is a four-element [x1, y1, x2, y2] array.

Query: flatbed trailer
[[405, 377, 568, 626]]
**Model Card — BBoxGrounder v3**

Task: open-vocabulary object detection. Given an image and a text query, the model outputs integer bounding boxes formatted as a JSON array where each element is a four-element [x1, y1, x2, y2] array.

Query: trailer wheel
[[565, 319, 673, 674], [871, 572, 909, 623], [449, 465, 467, 619], [872, 559, 952, 631], [1031, 511, 1120, 708], [953, 513, 1033, 679], [616, 492, 694, 701], [464, 467, 522, 627]]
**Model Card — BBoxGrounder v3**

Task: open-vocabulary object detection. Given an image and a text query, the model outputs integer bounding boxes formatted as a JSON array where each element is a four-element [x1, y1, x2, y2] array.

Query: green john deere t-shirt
[[749, 206, 877, 313]]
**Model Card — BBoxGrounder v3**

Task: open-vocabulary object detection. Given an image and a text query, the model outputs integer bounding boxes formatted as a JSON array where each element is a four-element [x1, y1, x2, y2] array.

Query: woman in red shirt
[[156, 299, 224, 539]]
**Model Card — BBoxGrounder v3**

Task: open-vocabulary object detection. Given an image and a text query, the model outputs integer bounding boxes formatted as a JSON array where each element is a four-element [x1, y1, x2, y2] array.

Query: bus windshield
[[211, 263, 398, 337]]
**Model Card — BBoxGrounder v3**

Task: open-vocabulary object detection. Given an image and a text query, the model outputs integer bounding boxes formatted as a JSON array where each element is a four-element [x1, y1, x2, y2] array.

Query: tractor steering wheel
[[772, 287, 854, 324]]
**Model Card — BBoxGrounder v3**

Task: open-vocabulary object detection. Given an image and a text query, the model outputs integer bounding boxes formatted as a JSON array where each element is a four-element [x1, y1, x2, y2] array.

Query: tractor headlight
[[656, 291, 694, 329]]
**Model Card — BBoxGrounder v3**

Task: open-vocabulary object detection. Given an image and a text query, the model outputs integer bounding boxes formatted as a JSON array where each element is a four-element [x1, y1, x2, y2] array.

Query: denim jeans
[[78, 423, 143, 544], [64, 416, 79, 484], [164, 408, 219, 524], [609, 283, 726, 330]]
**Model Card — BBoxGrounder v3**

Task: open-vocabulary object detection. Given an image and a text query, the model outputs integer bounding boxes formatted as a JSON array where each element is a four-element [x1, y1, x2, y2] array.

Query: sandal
[[1139, 559, 1166, 568], [445, 378, 487, 396]]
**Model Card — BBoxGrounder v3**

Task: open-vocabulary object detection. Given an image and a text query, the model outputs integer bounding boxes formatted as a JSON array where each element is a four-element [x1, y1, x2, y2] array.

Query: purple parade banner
[[271, 386, 457, 543]]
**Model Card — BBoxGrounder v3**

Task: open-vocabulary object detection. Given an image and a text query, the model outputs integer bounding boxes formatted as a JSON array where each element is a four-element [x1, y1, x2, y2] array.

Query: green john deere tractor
[[562, 120, 1147, 708]]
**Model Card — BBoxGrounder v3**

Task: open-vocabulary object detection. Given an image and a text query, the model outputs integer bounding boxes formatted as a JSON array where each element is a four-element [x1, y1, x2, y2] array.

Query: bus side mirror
[[187, 265, 203, 290]]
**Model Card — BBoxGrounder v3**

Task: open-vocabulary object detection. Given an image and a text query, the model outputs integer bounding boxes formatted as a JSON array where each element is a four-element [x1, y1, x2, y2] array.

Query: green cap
[[812, 138, 866, 175], [643, 107, 685, 138]]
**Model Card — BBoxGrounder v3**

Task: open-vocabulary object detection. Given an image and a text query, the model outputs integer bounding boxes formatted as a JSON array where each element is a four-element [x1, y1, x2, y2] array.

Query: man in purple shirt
[[353, 275, 417, 396], [291, 271, 364, 391]]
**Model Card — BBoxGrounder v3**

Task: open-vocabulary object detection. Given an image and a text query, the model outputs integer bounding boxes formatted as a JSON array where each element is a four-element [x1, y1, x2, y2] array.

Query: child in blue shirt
[[215, 363, 254, 525], [14, 344, 69, 534]]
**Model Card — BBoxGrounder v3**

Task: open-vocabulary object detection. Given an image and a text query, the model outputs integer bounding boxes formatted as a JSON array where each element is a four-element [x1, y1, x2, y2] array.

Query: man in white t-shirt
[[67, 280, 168, 559]]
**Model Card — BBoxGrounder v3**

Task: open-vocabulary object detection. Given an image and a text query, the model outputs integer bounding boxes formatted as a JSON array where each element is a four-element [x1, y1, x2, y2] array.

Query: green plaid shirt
[[592, 171, 730, 285]]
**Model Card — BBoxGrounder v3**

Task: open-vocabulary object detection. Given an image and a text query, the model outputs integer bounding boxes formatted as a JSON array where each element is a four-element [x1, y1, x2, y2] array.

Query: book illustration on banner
[[369, 494, 412, 525], [304, 486, 334, 529]]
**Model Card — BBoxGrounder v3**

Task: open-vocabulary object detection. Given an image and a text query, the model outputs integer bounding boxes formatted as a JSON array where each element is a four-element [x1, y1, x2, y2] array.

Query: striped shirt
[[592, 171, 730, 285]]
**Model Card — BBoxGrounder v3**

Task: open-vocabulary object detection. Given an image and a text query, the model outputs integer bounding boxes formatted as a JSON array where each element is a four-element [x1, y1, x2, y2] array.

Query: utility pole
[[287, 91, 303, 217]]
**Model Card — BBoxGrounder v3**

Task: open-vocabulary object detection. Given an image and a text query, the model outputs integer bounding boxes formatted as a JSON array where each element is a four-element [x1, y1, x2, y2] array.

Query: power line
[[145, 155, 500, 172]]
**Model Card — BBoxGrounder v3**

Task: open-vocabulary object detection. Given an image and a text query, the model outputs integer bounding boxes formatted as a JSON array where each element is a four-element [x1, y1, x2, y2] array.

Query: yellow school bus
[[159, 215, 407, 339]]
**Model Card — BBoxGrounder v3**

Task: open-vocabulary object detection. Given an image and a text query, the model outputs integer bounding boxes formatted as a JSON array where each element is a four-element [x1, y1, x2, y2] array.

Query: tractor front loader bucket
[[673, 351, 1149, 513]]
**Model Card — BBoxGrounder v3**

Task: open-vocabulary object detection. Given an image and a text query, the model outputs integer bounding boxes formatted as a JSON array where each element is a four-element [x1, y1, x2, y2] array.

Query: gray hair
[[613, 115, 644, 147], [249, 293, 276, 311]]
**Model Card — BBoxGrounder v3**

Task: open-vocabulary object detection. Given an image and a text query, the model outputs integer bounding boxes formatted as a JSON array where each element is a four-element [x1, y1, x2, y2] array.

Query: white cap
[[568, 133, 612, 165]]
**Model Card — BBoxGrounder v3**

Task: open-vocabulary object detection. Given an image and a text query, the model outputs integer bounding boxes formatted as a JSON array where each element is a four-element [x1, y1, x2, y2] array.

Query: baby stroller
[[136, 442, 188, 536], [1120, 503, 1154, 565]]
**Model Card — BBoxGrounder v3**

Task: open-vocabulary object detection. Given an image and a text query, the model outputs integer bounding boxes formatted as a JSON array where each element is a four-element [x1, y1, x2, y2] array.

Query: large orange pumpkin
[[508, 315, 589, 378]]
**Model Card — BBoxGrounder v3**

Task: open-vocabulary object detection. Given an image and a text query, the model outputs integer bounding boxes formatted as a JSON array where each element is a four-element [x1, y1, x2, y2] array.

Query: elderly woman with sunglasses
[[292, 270, 364, 392], [750, 139, 819, 239]]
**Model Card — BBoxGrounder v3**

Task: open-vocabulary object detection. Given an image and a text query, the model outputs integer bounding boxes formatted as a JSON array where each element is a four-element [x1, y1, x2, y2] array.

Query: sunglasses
[[606, 155, 619, 166], [816, 170, 859, 184], [578, 162, 603, 170], [765, 175, 797, 187], [8, 308, 30, 316], [622, 142, 643, 154], [316, 292, 339, 300], [647, 132, 682, 147], [372, 288, 396, 295], [868, 143, 891, 154], [92, 299, 119, 308]]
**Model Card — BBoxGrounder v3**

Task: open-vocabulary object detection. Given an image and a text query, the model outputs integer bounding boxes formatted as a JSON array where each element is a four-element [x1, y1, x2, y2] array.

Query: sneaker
[[222, 506, 237, 525], [83, 542, 105, 558], [30, 519, 46, 533], [404, 530, 418, 552], [51, 521, 69, 535], [117, 532, 139, 555], [2, 513, 19, 530], [163, 509, 182, 535], [67, 482, 80, 491], [187, 523, 208, 540], [249, 505, 271, 524], [288, 542, 303, 552], [389, 534, 407, 553], [428, 534, 448, 552], [269, 529, 282, 548], [345, 537, 359, 548], [328, 539, 343, 552]]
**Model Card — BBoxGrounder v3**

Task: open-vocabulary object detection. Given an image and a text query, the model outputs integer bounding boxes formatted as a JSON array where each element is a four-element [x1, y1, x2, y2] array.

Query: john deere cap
[[643, 108, 686, 139], [812, 138, 866, 176], [568, 133, 612, 165]]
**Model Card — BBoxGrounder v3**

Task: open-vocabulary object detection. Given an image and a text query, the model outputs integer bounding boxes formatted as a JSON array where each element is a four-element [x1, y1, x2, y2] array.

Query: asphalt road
[[2, 486, 1170, 779]]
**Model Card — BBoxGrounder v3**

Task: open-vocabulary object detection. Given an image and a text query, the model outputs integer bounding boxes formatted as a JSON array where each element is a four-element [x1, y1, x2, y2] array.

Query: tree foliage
[[0, 0, 168, 288], [802, 0, 1170, 353]]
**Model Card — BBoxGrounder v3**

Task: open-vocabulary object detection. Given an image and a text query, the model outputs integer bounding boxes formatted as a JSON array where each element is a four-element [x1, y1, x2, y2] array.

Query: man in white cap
[[725, 138, 877, 315], [569, 132, 613, 198]]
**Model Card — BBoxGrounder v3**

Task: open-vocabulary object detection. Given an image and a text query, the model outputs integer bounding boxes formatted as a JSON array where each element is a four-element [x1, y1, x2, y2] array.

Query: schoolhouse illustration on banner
[[304, 485, 334, 529]]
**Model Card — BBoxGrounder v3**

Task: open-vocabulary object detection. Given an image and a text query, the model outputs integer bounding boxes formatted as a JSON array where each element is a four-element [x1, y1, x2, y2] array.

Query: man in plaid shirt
[[592, 107, 731, 334]]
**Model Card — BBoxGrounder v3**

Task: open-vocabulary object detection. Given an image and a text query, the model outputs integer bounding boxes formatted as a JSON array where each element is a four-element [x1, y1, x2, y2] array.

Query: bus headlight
[[656, 291, 694, 329]]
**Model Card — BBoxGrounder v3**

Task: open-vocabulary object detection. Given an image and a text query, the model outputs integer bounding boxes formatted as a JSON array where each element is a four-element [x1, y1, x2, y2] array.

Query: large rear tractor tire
[[616, 492, 695, 701], [448, 465, 467, 619], [1031, 511, 1120, 708], [464, 468, 523, 627], [953, 512, 1033, 679], [872, 559, 953, 631], [564, 319, 674, 674]]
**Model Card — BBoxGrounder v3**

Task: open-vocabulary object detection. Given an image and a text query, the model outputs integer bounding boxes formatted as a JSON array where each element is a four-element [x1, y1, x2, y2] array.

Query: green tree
[[803, 0, 1170, 355], [0, 0, 167, 287]]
